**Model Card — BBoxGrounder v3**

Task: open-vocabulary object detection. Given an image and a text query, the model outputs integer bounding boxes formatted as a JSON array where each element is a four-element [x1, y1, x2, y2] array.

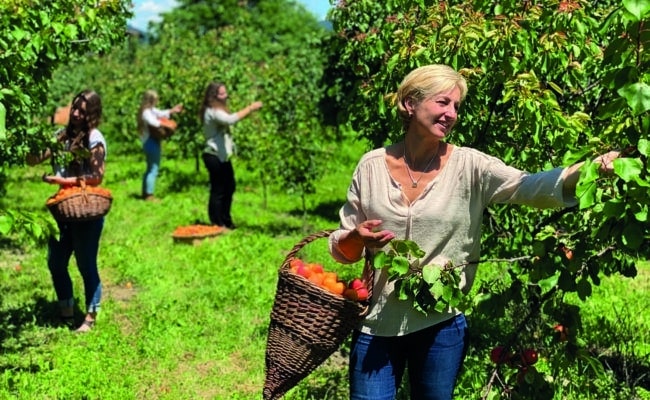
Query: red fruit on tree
[[522, 349, 538, 365], [554, 324, 568, 342], [490, 346, 510, 364]]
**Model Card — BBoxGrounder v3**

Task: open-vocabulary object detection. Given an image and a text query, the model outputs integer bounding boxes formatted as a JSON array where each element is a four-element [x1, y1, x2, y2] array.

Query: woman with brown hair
[[199, 82, 262, 229], [27, 90, 108, 333]]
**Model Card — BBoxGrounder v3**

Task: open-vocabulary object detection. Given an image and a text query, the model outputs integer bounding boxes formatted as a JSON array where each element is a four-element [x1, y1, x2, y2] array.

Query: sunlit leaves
[[618, 82, 650, 115], [374, 239, 465, 314], [622, 0, 650, 21]]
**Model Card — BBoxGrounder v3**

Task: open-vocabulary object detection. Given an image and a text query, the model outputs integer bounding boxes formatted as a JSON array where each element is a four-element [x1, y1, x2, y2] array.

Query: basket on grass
[[263, 229, 373, 400], [46, 180, 112, 222], [172, 224, 225, 244]]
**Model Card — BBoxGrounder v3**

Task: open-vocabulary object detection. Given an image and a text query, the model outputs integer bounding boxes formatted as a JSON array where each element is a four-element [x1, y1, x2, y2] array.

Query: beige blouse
[[329, 146, 576, 337]]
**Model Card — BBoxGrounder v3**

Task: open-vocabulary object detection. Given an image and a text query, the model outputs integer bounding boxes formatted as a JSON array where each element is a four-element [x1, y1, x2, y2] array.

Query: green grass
[[1, 140, 648, 399]]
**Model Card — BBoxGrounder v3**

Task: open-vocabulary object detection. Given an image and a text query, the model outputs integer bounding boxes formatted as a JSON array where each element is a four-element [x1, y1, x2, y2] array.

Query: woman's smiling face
[[407, 86, 461, 140]]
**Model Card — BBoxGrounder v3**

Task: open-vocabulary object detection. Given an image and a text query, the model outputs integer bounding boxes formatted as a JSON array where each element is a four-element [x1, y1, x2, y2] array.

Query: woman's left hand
[[593, 150, 620, 173]]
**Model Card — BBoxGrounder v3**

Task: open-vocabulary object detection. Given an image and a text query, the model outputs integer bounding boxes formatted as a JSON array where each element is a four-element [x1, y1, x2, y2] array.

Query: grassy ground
[[1, 140, 648, 399]]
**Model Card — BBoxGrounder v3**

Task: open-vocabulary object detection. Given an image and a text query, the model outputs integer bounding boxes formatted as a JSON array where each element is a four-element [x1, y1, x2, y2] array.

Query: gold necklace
[[404, 146, 438, 188]]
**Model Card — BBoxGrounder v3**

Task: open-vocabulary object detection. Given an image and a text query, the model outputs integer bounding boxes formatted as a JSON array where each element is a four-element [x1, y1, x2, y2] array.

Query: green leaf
[[429, 280, 445, 300], [638, 139, 649, 156], [388, 255, 410, 276], [622, 222, 644, 249], [617, 82, 650, 115], [577, 181, 597, 209], [422, 264, 441, 284], [0, 214, 13, 235], [373, 251, 388, 269], [576, 278, 592, 300], [622, 0, 650, 21], [613, 157, 644, 182], [538, 274, 559, 293], [0, 102, 6, 140]]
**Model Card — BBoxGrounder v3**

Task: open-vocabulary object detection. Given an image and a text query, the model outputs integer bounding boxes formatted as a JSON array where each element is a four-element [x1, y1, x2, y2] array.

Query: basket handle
[[78, 177, 89, 203], [281, 229, 375, 299]]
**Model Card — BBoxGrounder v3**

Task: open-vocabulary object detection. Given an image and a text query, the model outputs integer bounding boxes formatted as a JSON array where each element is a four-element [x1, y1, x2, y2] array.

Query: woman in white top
[[27, 90, 108, 333], [136, 89, 182, 201], [199, 82, 262, 229], [328, 64, 620, 399]]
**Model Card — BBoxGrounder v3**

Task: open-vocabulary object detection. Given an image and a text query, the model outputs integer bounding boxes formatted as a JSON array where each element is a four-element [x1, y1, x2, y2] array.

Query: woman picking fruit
[[26, 90, 108, 333], [328, 64, 620, 399], [136, 89, 183, 201], [198, 82, 262, 230]]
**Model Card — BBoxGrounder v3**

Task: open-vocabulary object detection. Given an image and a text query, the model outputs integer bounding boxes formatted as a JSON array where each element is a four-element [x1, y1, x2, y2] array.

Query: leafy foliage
[[0, 0, 132, 241], [47, 0, 334, 213], [325, 0, 650, 397], [374, 239, 465, 314]]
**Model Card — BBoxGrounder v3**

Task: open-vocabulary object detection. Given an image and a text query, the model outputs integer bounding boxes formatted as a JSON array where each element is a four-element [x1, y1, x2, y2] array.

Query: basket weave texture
[[46, 184, 112, 222], [263, 230, 373, 400]]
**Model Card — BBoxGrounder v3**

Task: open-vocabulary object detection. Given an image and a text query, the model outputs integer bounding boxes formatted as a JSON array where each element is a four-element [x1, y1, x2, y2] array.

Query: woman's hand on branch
[[593, 150, 620, 174]]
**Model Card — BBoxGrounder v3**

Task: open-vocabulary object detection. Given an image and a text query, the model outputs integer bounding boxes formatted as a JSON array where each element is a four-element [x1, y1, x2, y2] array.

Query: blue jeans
[[142, 137, 161, 196], [48, 218, 104, 313], [349, 314, 468, 400]]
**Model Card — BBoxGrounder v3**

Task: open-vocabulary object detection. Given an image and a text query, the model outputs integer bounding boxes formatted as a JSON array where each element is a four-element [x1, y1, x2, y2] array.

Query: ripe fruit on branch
[[554, 324, 568, 342], [522, 349, 538, 365], [490, 346, 511, 364]]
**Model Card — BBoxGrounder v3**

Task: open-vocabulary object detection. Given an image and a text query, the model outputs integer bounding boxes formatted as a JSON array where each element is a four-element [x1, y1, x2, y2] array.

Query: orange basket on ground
[[46, 181, 112, 222], [172, 224, 225, 244], [263, 229, 373, 400]]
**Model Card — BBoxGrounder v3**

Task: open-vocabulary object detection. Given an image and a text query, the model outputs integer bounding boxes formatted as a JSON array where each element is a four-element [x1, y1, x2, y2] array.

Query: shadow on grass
[[0, 295, 85, 351]]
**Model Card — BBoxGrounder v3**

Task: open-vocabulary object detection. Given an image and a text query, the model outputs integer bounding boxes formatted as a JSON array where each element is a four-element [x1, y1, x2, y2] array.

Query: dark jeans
[[202, 152, 236, 228], [48, 218, 104, 313], [349, 314, 469, 400]]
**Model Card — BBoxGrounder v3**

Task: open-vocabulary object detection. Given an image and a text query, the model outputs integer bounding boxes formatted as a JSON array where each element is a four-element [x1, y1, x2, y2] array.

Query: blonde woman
[[136, 89, 182, 201], [329, 64, 620, 399]]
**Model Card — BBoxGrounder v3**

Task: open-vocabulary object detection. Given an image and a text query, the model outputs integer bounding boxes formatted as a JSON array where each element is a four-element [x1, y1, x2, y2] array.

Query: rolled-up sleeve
[[486, 161, 577, 208]]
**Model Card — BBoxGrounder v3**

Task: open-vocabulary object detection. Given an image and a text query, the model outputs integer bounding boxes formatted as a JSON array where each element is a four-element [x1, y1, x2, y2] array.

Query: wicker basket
[[46, 182, 112, 222], [263, 230, 373, 400]]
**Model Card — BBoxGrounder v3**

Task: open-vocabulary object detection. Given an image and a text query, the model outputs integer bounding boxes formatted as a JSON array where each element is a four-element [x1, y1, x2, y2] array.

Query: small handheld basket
[[263, 229, 373, 400], [46, 181, 112, 222]]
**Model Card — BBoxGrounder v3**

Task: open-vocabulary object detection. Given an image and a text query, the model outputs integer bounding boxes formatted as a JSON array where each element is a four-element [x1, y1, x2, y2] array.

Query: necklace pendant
[[411, 182, 418, 188]]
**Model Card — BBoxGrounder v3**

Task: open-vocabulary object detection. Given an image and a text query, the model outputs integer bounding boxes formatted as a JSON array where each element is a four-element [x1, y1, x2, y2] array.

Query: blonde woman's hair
[[136, 90, 159, 132], [396, 64, 468, 130]]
